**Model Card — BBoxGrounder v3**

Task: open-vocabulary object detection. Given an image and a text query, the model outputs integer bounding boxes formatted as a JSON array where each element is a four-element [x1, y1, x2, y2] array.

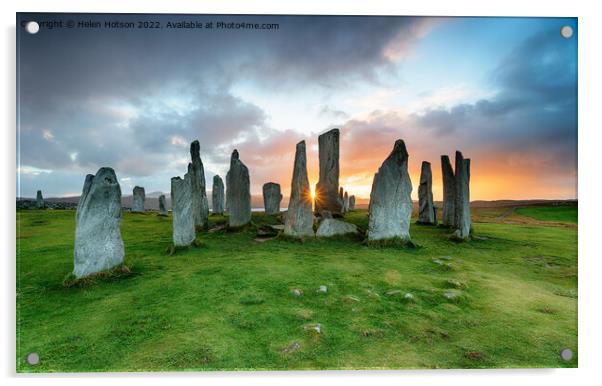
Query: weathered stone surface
[[441, 155, 456, 227], [73, 168, 124, 278], [226, 150, 251, 227], [454, 151, 471, 239], [36, 190, 44, 209], [171, 172, 195, 246], [349, 195, 356, 211], [263, 182, 283, 215], [158, 194, 168, 216], [315, 128, 342, 215], [316, 218, 358, 237], [343, 191, 349, 213], [284, 141, 314, 237], [418, 161, 436, 224], [212, 175, 225, 215], [190, 140, 209, 228], [338, 187, 345, 213], [132, 186, 145, 212], [367, 140, 413, 241]]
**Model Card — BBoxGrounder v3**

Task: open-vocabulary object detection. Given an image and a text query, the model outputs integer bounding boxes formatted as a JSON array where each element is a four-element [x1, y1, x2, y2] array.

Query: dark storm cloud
[[17, 13, 430, 192]]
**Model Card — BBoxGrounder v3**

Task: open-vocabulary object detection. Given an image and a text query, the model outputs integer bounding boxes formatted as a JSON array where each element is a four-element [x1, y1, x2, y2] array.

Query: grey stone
[[349, 195, 356, 211], [304, 323, 321, 334], [73, 168, 124, 278], [316, 218, 358, 237], [282, 341, 301, 355], [226, 150, 252, 227], [36, 190, 44, 209], [212, 175, 225, 215], [338, 187, 345, 213], [404, 292, 415, 300], [158, 194, 168, 216], [343, 191, 349, 213], [441, 155, 456, 227], [284, 141, 314, 237], [171, 172, 196, 247], [319, 210, 333, 219], [367, 140, 413, 241], [315, 128, 342, 215], [418, 161, 436, 224], [190, 140, 209, 228], [317, 285, 328, 293], [291, 288, 303, 296], [263, 182, 283, 215], [454, 151, 471, 239], [132, 186, 145, 212]]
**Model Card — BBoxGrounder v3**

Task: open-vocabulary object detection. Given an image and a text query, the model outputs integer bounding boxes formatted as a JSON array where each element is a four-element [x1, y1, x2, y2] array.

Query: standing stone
[[315, 128, 342, 215], [367, 140, 413, 241], [284, 141, 314, 237], [338, 187, 345, 213], [263, 182, 283, 215], [132, 186, 145, 212], [349, 195, 356, 211], [418, 161, 436, 224], [226, 150, 251, 227], [343, 191, 350, 213], [454, 151, 471, 239], [36, 190, 44, 209], [441, 155, 456, 227], [212, 175, 225, 215], [171, 172, 195, 246], [73, 168, 124, 278], [190, 140, 209, 229], [158, 194, 168, 216]]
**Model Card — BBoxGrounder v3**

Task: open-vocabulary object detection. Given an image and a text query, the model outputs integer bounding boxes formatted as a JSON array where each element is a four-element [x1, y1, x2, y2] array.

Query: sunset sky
[[17, 14, 577, 201]]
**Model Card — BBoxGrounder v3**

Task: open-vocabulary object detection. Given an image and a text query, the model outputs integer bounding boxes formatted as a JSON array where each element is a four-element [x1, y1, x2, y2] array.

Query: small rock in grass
[[291, 288, 303, 297], [282, 341, 301, 354], [317, 285, 328, 293], [444, 290, 463, 301], [404, 292, 414, 301], [304, 323, 322, 334]]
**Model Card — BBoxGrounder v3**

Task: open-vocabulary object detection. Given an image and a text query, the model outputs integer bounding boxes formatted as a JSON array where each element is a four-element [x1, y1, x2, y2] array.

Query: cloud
[[17, 13, 433, 197], [337, 27, 577, 200]]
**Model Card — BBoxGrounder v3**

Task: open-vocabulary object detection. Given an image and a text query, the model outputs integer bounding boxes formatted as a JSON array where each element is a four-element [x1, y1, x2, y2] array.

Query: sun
[[310, 184, 316, 201]]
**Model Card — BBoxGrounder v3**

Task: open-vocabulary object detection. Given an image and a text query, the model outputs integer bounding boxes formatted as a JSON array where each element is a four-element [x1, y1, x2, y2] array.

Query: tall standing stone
[[226, 150, 251, 227], [263, 182, 283, 215], [338, 187, 345, 213], [441, 155, 456, 227], [158, 194, 168, 216], [73, 168, 124, 278], [349, 195, 356, 211], [418, 161, 436, 224], [132, 186, 145, 212], [343, 191, 350, 213], [367, 140, 413, 241], [454, 151, 471, 239], [315, 128, 342, 215], [190, 140, 209, 229], [36, 190, 44, 209], [284, 141, 314, 237], [212, 175, 225, 215], [171, 172, 195, 246]]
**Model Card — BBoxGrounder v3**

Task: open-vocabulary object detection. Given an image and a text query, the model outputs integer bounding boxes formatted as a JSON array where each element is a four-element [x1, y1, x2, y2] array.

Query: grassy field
[[16, 204, 577, 372]]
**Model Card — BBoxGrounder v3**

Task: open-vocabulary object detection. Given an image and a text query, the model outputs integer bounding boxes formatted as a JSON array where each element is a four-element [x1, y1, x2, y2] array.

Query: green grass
[[515, 204, 577, 223], [16, 207, 577, 372]]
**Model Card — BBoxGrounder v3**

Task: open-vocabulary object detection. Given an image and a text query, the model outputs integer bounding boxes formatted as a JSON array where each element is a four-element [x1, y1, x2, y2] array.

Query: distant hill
[[17, 196, 576, 211]]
